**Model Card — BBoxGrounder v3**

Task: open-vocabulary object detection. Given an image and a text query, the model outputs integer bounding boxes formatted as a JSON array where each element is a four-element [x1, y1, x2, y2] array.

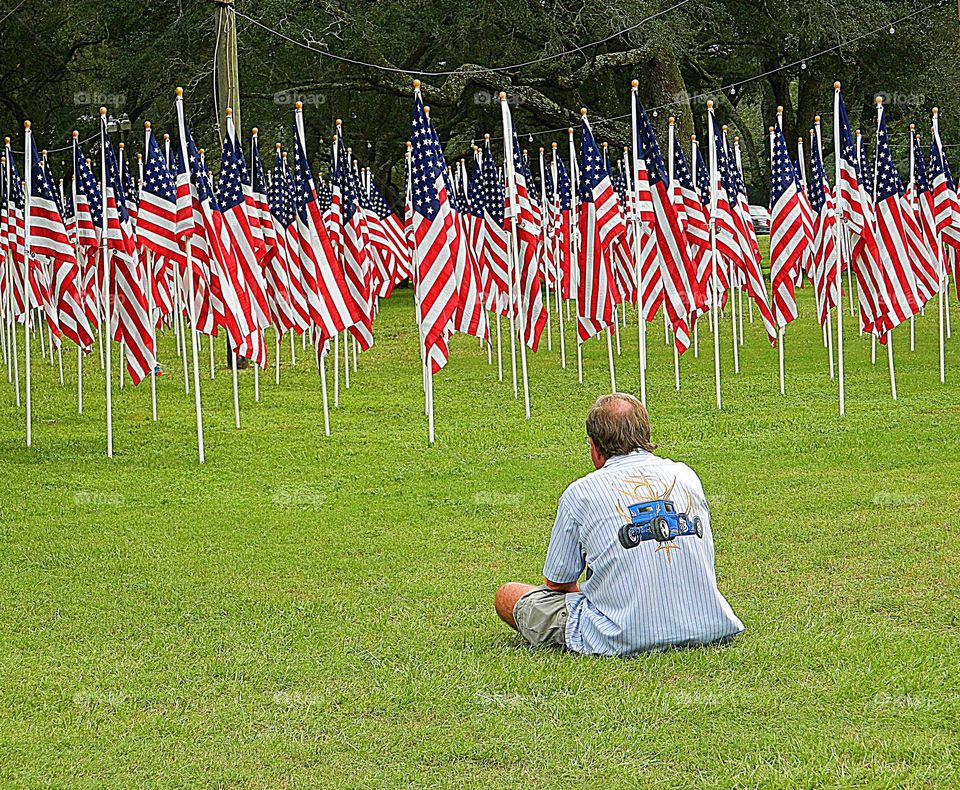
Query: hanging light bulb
[[652, 110, 658, 117], [528, 134, 533, 143], [889, 25, 895, 34], [801, 61, 807, 70], [730, 85, 736, 95]]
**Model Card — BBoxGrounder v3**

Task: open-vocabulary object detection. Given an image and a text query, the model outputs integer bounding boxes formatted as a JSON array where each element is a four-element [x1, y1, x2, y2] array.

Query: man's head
[[585, 393, 656, 468]]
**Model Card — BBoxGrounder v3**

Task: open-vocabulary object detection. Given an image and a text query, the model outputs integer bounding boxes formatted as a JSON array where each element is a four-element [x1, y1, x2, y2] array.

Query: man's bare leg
[[495, 583, 538, 630]]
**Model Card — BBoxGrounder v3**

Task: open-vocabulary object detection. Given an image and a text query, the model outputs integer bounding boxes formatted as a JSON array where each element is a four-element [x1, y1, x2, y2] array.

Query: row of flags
[[3, 81, 959, 454]]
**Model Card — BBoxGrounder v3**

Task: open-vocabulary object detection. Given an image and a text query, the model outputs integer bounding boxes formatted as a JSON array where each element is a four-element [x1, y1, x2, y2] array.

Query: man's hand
[[544, 578, 580, 594]]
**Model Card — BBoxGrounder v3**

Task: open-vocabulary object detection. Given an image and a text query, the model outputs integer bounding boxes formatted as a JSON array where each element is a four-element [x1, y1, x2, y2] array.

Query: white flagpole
[[3, 144, 19, 405], [629, 81, 647, 404], [22, 121, 34, 446], [500, 92, 531, 418], [706, 103, 722, 409], [832, 83, 846, 416], [667, 116, 681, 392], [770, 120, 785, 395], [551, 143, 566, 369], [293, 104, 331, 430], [97, 109, 115, 455], [175, 88, 205, 462], [907, 123, 918, 353], [568, 127, 583, 383]]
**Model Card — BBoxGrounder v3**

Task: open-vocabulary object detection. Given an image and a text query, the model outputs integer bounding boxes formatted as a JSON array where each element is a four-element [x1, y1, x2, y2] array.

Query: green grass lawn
[[1, 281, 958, 788]]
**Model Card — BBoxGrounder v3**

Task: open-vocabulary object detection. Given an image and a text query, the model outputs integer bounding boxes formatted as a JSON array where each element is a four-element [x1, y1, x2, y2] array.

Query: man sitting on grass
[[495, 393, 744, 656]]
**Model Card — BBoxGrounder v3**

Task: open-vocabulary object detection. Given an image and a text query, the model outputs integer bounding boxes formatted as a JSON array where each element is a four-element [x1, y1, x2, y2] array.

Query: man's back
[[544, 449, 744, 656]]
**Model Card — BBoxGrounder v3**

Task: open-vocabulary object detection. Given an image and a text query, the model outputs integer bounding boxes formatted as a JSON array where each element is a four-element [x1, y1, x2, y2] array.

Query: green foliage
[[1, 2, 959, 201]]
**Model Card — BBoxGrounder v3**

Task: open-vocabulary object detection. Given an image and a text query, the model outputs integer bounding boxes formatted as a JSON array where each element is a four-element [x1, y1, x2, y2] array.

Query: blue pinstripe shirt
[[543, 450, 744, 656]]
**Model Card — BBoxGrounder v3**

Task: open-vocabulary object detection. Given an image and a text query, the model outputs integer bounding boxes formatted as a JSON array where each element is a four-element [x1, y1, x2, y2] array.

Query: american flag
[[101, 122, 156, 383], [138, 127, 183, 265], [503, 121, 547, 350], [768, 124, 806, 329], [550, 152, 573, 301], [291, 117, 363, 344], [911, 132, 947, 297], [928, 128, 960, 253], [332, 136, 374, 351], [71, 142, 102, 325], [633, 96, 699, 352], [835, 90, 890, 336], [872, 106, 922, 328], [576, 113, 621, 342], [900, 131, 940, 306], [267, 149, 308, 333], [806, 128, 839, 326], [186, 137, 259, 365], [409, 88, 458, 371], [712, 119, 777, 344], [24, 143, 63, 341], [672, 139, 712, 314], [216, 122, 271, 343], [365, 180, 409, 296], [477, 141, 511, 314], [447, 152, 488, 342]]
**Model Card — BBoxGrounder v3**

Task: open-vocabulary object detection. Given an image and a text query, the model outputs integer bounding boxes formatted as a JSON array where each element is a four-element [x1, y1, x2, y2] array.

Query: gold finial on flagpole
[[551, 142, 557, 149], [163, 133, 169, 142], [252, 127, 258, 136], [910, 123, 916, 131], [226, 107, 233, 117], [631, 79, 639, 88], [834, 81, 841, 90], [99, 106, 107, 117], [275, 142, 281, 151], [668, 116, 675, 126], [706, 100, 713, 110], [72, 130, 79, 139], [295, 101, 302, 110], [580, 107, 587, 116], [118, 142, 124, 150], [932, 107, 939, 117], [499, 91, 507, 101], [144, 121, 151, 130], [777, 105, 783, 114], [815, 115, 821, 123], [412, 79, 421, 90], [484, 133, 490, 142], [876, 95, 884, 106]]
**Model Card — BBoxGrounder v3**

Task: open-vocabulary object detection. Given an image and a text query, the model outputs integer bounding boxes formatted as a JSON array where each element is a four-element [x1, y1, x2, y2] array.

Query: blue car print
[[618, 499, 704, 549]]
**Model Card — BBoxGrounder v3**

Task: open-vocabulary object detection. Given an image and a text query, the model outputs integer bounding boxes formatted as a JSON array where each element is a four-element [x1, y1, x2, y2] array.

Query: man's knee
[[495, 582, 535, 629]]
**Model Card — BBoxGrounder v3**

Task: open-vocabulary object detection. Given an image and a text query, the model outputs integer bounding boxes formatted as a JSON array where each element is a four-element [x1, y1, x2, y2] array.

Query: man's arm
[[543, 490, 585, 593]]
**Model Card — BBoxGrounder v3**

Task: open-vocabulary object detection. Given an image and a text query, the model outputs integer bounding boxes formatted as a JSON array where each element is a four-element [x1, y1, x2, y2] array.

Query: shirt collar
[[601, 449, 651, 468]]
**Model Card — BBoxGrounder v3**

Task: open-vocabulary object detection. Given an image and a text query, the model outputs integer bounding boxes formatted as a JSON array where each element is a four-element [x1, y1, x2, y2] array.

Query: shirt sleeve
[[543, 489, 586, 584]]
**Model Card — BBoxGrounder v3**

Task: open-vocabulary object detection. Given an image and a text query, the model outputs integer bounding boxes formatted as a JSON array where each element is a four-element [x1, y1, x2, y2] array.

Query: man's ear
[[588, 439, 605, 470]]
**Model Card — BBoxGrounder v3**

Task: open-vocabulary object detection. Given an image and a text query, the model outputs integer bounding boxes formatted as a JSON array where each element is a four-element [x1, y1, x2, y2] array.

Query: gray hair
[[586, 393, 656, 458]]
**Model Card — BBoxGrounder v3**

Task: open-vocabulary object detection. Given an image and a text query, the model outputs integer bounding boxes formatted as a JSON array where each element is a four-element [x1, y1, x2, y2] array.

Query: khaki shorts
[[513, 586, 568, 650]]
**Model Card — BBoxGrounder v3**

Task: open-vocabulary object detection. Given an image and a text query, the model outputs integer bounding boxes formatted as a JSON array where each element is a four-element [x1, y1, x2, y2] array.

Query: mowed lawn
[[1, 275, 958, 788]]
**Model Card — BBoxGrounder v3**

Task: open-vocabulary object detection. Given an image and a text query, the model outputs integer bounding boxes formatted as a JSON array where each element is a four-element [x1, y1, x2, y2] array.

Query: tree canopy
[[2, 0, 959, 204]]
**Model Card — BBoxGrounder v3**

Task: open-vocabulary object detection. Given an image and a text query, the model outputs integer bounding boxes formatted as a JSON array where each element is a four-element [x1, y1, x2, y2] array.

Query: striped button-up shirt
[[543, 449, 744, 656]]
